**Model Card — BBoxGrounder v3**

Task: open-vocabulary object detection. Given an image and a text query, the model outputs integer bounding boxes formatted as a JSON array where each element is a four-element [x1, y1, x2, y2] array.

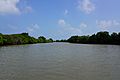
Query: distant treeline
[[0, 33, 53, 46], [67, 31, 120, 45], [55, 39, 67, 42], [1, 31, 120, 46]]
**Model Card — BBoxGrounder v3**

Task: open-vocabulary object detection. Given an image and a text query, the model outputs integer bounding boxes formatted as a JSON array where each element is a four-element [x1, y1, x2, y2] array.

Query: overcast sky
[[0, 0, 120, 39]]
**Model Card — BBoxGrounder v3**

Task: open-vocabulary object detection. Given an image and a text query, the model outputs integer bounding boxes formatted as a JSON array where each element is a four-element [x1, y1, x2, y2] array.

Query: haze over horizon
[[0, 0, 120, 39]]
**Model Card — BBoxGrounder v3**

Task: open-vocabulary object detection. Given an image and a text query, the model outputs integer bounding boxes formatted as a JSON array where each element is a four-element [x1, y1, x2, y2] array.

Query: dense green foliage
[[1, 31, 120, 46], [38, 36, 53, 43], [55, 39, 67, 42], [46, 38, 54, 43], [68, 31, 120, 45], [0, 33, 53, 46], [0, 33, 3, 45]]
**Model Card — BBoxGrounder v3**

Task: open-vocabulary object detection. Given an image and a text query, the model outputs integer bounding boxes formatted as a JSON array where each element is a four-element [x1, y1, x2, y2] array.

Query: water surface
[[0, 43, 120, 80]]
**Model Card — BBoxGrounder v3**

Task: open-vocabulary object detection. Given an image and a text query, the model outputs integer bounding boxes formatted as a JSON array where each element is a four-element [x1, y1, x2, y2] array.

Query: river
[[0, 43, 120, 80]]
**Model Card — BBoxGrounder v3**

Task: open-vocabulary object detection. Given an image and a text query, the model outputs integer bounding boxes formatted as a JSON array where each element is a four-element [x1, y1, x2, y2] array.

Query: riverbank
[[0, 33, 53, 46], [67, 31, 120, 45], [0, 31, 120, 46]]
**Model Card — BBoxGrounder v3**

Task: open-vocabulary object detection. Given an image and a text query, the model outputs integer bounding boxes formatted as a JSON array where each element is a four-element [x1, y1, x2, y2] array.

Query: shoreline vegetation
[[0, 33, 53, 46], [56, 31, 120, 45], [0, 31, 120, 46]]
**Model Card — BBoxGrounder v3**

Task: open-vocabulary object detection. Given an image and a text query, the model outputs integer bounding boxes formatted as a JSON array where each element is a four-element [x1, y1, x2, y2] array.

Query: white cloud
[[0, 0, 20, 14], [0, 0, 32, 15], [23, 6, 32, 13], [27, 24, 40, 33], [113, 20, 120, 26], [78, 0, 95, 14], [96, 20, 120, 30], [58, 19, 82, 36], [64, 9, 68, 15], [58, 19, 66, 26], [80, 22, 87, 28], [26, 24, 44, 38]]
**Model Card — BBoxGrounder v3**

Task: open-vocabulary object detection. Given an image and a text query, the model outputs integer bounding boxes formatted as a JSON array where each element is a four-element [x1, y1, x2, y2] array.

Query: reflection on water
[[0, 43, 120, 80]]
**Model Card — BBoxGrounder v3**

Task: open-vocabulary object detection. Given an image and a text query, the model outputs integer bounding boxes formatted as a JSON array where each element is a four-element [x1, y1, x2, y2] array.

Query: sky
[[0, 0, 120, 39]]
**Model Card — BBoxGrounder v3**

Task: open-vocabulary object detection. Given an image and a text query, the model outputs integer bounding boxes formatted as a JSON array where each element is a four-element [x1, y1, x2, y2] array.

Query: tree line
[[0, 31, 120, 46], [0, 33, 53, 46], [67, 31, 120, 45]]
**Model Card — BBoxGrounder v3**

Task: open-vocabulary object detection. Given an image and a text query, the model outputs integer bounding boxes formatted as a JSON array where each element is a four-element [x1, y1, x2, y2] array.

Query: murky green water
[[0, 43, 120, 80]]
